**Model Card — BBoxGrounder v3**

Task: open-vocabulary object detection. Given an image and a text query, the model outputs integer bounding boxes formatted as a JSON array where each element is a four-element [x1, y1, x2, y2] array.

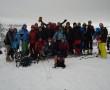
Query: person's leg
[[83, 40, 87, 54], [30, 44, 34, 57], [10, 48, 14, 61], [5, 45, 11, 62], [100, 43, 107, 58], [61, 58, 66, 68], [107, 42, 110, 50], [59, 57, 66, 68], [74, 40, 81, 55], [89, 40, 93, 54], [86, 40, 89, 54], [54, 56, 58, 68], [22, 41, 29, 55]]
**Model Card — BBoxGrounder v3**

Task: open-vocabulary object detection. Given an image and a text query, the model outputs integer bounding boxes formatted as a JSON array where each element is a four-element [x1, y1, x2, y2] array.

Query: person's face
[[39, 27, 42, 31], [99, 23, 103, 28], [14, 29, 17, 33], [83, 23, 86, 28], [73, 24, 77, 28], [31, 27, 34, 31], [48, 24, 51, 29], [57, 22, 61, 26], [23, 25, 27, 29], [48, 39, 52, 42], [88, 21, 92, 26], [35, 23, 38, 28], [10, 28, 14, 32], [78, 23, 81, 27], [66, 22, 70, 27], [59, 26, 62, 30]]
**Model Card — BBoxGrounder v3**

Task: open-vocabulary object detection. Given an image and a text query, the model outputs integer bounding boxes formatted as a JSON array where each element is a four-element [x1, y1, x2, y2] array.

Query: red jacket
[[35, 40, 46, 52], [29, 30, 37, 44]]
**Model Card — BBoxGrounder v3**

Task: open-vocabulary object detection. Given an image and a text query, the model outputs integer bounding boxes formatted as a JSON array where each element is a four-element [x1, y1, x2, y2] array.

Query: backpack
[[19, 57, 32, 67]]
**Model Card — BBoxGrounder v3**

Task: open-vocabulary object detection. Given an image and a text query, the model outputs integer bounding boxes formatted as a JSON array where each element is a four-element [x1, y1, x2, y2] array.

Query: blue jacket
[[11, 32, 20, 49], [19, 28, 29, 42], [53, 29, 66, 41], [93, 28, 101, 39]]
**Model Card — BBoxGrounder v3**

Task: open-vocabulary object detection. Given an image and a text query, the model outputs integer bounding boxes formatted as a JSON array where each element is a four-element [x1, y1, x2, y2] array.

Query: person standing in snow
[[19, 24, 29, 55], [35, 37, 46, 59], [29, 25, 38, 58], [11, 28, 20, 60], [86, 20, 95, 54], [98, 23, 108, 58], [64, 22, 72, 54], [4, 28, 15, 62], [71, 22, 82, 55], [80, 23, 88, 54], [11, 28, 20, 50]]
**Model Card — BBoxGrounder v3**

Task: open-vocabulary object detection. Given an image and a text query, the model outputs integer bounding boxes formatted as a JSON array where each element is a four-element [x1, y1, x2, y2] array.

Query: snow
[[0, 47, 110, 90]]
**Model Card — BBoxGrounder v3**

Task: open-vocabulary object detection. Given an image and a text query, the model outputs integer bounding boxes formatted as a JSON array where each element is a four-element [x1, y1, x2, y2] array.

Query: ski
[[79, 53, 97, 60]]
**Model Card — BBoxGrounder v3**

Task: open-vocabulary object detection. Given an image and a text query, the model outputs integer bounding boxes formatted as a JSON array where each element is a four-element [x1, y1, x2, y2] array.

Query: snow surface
[[0, 47, 110, 90]]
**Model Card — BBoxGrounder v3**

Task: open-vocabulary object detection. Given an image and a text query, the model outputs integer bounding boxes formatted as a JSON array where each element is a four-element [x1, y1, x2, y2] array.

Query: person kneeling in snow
[[54, 52, 66, 69], [53, 39, 68, 68]]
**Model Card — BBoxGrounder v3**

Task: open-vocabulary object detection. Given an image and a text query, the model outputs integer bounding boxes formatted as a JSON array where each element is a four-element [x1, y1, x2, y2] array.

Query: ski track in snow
[[0, 47, 110, 90]]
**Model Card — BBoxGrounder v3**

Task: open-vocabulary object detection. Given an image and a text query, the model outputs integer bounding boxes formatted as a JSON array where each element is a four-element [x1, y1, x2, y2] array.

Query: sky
[[0, 0, 110, 25]]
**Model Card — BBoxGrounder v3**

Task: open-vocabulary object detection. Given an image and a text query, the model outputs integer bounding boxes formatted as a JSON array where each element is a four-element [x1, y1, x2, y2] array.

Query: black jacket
[[71, 26, 82, 41], [4, 30, 14, 45], [100, 27, 108, 43], [37, 27, 47, 40], [64, 26, 72, 41], [46, 28, 55, 39], [86, 25, 95, 41]]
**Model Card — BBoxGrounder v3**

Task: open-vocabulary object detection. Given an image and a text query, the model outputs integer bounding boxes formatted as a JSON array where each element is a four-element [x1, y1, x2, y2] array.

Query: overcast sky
[[0, 0, 110, 25]]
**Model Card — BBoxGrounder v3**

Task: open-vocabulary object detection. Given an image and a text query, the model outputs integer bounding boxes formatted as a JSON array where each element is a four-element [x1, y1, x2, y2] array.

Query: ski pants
[[99, 42, 107, 58]]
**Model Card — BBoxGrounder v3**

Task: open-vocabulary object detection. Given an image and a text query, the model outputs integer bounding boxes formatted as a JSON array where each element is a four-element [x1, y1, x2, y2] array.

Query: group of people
[[4, 17, 109, 68]]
